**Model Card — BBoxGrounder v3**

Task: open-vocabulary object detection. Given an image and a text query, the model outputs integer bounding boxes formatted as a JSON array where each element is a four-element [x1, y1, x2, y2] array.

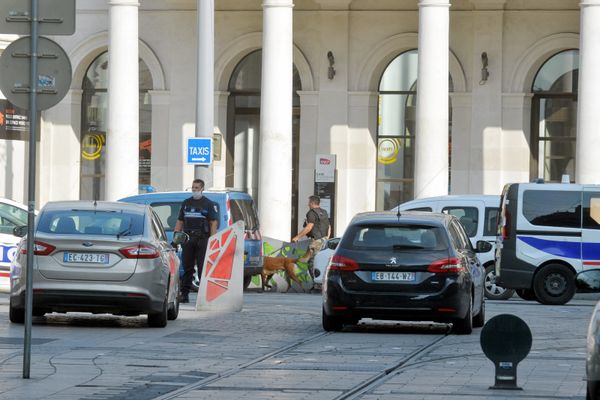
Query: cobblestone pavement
[[0, 292, 596, 400]]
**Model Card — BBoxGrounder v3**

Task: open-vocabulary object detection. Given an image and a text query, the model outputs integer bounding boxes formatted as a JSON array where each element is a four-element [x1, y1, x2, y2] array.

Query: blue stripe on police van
[[519, 236, 600, 261], [518, 236, 580, 259]]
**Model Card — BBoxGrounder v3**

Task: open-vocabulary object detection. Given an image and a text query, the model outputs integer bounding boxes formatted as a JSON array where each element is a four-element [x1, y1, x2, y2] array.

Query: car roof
[[42, 201, 148, 214], [120, 188, 253, 202], [350, 211, 453, 226]]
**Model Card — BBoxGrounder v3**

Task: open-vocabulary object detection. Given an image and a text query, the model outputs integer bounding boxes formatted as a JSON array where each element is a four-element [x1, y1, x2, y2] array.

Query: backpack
[[309, 208, 330, 239]]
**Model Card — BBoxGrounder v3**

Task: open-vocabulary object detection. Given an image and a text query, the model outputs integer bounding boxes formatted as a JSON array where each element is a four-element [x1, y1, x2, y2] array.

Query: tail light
[[329, 255, 359, 271], [427, 257, 463, 273], [20, 241, 56, 256], [501, 209, 511, 241], [227, 198, 232, 226], [119, 245, 160, 259]]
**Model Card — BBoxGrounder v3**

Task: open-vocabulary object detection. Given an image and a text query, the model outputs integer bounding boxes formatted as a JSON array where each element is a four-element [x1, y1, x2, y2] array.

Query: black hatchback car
[[322, 211, 491, 334]]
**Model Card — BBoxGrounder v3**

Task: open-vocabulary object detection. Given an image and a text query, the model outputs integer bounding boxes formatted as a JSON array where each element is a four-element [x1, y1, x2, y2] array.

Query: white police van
[[0, 198, 30, 293], [395, 195, 511, 300], [495, 182, 600, 305]]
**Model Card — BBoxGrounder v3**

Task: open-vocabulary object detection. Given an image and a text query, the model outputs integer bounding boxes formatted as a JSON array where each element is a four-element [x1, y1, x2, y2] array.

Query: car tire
[[167, 281, 179, 321], [473, 300, 485, 328], [533, 264, 575, 305], [453, 296, 473, 335], [484, 264, 515, 300], [516, 288, 538, 301], [243, 275, 252, 290], [322, 307, 343, 332], [148, 293, 168, 328], [9, 299, 24, 324]]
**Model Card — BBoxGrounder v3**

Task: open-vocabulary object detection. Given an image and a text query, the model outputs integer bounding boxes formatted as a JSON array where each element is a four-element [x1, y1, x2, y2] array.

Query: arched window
[[226, 50, 302, 233], [531, 49, 578, 182], [80, 52, 153, 200], [377, 50, 453, 210]]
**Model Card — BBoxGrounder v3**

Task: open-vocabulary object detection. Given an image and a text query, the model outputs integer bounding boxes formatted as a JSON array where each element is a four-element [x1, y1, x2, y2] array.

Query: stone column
[[259, 0, 294, 241], [106, 0, 139, 200], [415, 0, 451, 199], [195, 0, 214, 187], [577, 0, 600, 183]]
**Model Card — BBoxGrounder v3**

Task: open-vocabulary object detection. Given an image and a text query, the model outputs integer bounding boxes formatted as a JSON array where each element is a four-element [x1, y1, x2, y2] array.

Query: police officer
[[292, 195, 331, 283], [174, 179, 218, 303]]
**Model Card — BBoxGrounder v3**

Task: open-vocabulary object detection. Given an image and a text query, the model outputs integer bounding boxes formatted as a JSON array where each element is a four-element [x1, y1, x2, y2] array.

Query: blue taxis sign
[[187, 137, 212, 165]]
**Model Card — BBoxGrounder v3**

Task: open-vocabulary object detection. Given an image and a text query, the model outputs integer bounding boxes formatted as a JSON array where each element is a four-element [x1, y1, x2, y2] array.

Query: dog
[[261, 255, 309, 292]]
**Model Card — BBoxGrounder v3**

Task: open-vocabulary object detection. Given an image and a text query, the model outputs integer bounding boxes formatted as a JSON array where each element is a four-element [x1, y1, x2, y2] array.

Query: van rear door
[[582, 188, 600, 268], [228, 195, 262, 269]]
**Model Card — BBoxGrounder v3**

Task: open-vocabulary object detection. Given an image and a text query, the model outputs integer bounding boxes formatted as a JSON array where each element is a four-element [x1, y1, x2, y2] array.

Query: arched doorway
[[531, 49, 578, 182], [80, 52, 153, 200], [226, 50, 302, 234], [376, 50, 453, 210]]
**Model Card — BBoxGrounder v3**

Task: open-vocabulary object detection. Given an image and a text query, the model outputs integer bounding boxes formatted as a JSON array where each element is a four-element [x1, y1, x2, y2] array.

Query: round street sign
[[0, 36, 72, 110]]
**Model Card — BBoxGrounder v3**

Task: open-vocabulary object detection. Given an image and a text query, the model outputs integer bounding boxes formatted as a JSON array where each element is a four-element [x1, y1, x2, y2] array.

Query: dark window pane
[[376, 181, 413, 211], [583, 193, 600, 230], [442, 207, 478, 237], [523, 190, 581, 228], [484, 207, 500, 236]]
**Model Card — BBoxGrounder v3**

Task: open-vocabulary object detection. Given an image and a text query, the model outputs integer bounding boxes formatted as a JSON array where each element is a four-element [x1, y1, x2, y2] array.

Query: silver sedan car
[[9, 201, 180, 327]]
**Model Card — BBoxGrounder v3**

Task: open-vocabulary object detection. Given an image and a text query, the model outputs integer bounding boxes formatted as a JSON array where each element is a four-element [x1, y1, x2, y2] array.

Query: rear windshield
[[230, 199, 259, 231], [37, 210, 145, 236], [340, 224, 449, 251]]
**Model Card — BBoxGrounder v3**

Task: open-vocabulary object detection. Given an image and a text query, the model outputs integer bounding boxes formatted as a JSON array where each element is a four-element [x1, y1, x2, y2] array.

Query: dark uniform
[[177, 196, 218, 296], [305, 207, 330, 279]]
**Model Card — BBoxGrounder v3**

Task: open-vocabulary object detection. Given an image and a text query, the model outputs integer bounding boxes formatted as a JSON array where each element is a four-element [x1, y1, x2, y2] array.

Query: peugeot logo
[[82, 242, 93, 247], [389, 257, 397, 264]]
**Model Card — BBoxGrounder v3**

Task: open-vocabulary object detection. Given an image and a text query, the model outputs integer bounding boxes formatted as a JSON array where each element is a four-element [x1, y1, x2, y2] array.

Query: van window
[[583, 192, 600, 229], [442, 207, 478, 237], [484, 207, 499, 236], [230, 199, 258, 231], [523, 190, 581, 228], [149, 202, 182, 232], [407, 207, 433, 212]]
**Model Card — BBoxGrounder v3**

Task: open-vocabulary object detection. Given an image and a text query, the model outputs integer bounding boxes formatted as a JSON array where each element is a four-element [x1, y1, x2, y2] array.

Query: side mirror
[[327, 238, 340, 250], [13, 225, 27, 238], [172, 231, 189, 246], [475, 240, 493, 253], [576, 270, 600, 292]]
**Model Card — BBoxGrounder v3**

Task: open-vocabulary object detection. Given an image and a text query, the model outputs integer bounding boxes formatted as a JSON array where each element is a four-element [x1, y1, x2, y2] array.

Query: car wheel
[[484, 264, 515, 300], [516, 289, 538, 301], [322, 307, 343, 332], [533, 264, 575, 305], [167, 281, 179, 321], [473, 300, 485, 328], [9, 299, 24, 324], [588, 380, 600, 400], [453, 296, 473, 335], [243, 275, 252, 290], [148, 292, 168, 328]]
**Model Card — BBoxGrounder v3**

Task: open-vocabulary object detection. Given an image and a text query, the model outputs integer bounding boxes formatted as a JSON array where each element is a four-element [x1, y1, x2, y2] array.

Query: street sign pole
[[23, 0, 38, 379]]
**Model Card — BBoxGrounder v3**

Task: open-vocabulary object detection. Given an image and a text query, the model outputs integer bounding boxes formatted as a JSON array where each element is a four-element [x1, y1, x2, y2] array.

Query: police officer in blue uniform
[[174, 179, 218, 303]]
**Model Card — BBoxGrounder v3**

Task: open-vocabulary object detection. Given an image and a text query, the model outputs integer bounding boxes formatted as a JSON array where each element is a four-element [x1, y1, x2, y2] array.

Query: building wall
[[0, 0, 582, 235]]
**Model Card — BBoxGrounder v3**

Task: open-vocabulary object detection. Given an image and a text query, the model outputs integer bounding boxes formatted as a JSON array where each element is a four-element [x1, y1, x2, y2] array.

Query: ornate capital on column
[[263, 0, 294, 8], [418, 0, 451, 8]]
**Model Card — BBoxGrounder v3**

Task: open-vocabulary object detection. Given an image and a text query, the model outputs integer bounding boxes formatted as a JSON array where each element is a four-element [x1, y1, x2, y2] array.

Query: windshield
[[0, 202, 27, 225], [37, 210, 145, 236], [340, 224, 449, 251]]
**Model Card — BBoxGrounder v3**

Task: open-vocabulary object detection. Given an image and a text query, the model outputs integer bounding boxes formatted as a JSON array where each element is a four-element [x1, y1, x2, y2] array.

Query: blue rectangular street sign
[[187, 137, 212, 165]]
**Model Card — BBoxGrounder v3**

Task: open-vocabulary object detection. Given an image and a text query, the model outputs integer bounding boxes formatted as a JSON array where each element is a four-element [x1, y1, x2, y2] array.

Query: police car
[[0, 198, 30, 293]]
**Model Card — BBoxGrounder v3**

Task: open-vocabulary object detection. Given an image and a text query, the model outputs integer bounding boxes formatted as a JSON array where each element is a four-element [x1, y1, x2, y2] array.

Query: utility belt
[[185, 230, 208, 239]]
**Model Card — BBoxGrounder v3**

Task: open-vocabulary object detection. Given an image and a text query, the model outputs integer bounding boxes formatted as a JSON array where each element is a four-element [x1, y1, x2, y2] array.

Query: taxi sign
[[187, 137, 212, 165]]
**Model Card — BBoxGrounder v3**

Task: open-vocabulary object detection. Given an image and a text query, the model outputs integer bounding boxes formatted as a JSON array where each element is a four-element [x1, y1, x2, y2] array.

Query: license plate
[[371, 271, 416, 282], [63, 252, 109, 264]]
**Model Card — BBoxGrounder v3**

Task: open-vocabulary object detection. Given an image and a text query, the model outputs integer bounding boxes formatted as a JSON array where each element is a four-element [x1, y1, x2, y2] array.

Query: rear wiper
[[392, 244, 425, 250], [117, 222, 132, 239]]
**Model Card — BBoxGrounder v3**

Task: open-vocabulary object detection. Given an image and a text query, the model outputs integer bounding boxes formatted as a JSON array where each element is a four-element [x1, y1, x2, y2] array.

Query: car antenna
[[396, 208, 401, 222], [93, 195, 98, 213]]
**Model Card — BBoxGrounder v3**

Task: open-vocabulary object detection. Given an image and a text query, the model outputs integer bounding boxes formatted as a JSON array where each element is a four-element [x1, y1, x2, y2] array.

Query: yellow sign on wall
[[81, 132, 105, 160], [378, 138, 400, 165]]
